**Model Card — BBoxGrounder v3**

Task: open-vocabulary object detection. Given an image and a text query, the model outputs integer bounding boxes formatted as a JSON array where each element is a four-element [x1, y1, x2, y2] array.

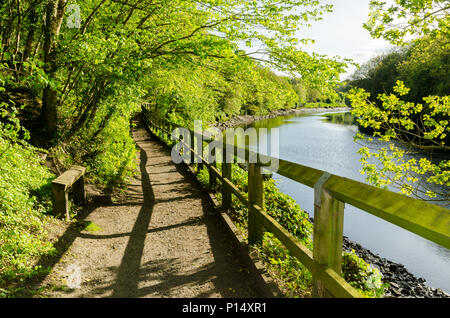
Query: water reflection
[[322, 112, 358, 126]]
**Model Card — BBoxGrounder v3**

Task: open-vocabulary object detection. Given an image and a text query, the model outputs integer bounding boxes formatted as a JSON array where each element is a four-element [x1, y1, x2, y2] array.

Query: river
[[245, 110, 450, 292]]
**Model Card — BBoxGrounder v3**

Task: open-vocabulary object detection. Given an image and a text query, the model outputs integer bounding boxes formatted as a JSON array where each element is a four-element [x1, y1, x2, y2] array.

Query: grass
[[0, 140, 58, 285], [82, 221, 103, 233]]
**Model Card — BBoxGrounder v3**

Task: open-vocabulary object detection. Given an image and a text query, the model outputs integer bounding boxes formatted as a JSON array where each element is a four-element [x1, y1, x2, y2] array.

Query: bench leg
[[73, 175, 86, 205], [52, 184, 69, 221]]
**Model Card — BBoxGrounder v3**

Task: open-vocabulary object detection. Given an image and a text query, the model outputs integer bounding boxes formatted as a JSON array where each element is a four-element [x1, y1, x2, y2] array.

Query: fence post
[[248, 163, 264, 245], [190, 130, 195, 166], [209, 146, 216, 188], [312, 172, 345, 298], [198, 136, 204, 171], [222, 135, 232, 209], [168, 122, 173, 145], [196, 131, 204, 171]]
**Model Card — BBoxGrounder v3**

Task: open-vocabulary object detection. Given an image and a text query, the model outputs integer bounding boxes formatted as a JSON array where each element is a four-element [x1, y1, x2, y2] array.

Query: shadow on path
[[111, 144, 155, 297]]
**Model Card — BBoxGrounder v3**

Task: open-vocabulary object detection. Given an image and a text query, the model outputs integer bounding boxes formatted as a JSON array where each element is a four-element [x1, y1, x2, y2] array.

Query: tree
[[1, 0, 351, 184], [364, 0, 450, 46], [348, 0, 449, 204], [349, 81, 449, 203], [1, 0, 347, 138], [41, 0, 66, 137], [397, 32, 450, 101], [348, 49, 407, 101]]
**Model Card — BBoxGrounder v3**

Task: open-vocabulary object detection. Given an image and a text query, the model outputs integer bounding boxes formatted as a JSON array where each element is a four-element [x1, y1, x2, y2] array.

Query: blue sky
[[295, 0, 393, 79]]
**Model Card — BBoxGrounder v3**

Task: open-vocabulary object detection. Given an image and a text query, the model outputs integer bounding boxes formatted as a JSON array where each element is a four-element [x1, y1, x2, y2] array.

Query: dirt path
[[38, 121, 260, 298]]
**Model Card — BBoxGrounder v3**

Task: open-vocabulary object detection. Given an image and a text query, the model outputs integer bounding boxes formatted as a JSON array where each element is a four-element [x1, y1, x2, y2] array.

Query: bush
[[303, 102, 346, 108], [0, 81, 58, 284], [0, 127, 56, 282], [342, 250, 388, 298]]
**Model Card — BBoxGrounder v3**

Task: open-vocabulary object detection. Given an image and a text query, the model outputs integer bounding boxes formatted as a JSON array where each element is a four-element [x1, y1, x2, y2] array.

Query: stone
[[389, 282, 400, 289], [389, 264, 398, 271]]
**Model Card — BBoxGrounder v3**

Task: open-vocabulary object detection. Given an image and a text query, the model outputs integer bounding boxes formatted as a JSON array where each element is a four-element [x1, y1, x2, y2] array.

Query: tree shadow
[[110, 141, 155, 297], [22, 201, 103, 295], [23, 120, 260, 298], [18, 142, 153, 297], [91, 123, 260, 298]]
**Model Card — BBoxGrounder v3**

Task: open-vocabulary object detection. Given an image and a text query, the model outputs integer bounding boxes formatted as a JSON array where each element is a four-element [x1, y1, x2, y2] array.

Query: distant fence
[[141, 104, 450, 298]]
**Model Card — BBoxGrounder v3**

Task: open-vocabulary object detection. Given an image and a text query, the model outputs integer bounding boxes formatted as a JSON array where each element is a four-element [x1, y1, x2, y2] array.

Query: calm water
[[246, 111, 450, 292]]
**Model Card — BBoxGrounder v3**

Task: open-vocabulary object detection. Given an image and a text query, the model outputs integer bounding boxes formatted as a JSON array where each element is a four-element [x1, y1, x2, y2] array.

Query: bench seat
[[52, 166, 86, 220]]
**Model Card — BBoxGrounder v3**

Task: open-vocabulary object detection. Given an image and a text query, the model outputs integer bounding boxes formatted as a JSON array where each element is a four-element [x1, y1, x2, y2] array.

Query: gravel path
[[39, 122, 260, 298]]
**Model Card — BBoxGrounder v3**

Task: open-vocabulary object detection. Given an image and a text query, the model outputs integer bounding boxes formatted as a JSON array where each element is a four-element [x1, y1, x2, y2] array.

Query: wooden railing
[[141, 105, 450, 298]]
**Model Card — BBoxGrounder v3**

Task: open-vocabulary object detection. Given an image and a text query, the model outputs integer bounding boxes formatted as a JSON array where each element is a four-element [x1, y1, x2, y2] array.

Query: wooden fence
[[141, 105, 450, 298]]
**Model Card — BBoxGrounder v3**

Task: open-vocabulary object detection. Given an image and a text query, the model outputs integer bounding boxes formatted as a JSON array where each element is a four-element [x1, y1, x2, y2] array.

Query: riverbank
[[213, 107, 350, 130], [342, 234, 450, 298], [303, 215, 450, 298], [215, 107, 449, 298]]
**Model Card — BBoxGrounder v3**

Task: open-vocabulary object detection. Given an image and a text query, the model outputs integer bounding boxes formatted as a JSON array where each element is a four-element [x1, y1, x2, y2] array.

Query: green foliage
[[348, 34, 449, 104], [292, 78, 345, 105], [263, 178, 313, 244], [0, 82, 56, 282], [348, 49, 408, 101], [364, 0, 449, 46], [303, 102, 346, 108], [348, 81, 449, 202], [0, 140, 57, 282], [57, 85, 141, 187], [82, 221, 103, 233], [0, 0, 408, 296], [0, 0, 349, 191], [398, 32, 450, 101], [253, 232, 313, 298], [143, 60, 300, 125], [348, 6, 449, 203], [82, 113, 137, 187]]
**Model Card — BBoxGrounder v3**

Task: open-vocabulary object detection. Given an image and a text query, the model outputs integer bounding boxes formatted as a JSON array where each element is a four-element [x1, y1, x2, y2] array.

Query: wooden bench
[[51, 166, 86, 221]]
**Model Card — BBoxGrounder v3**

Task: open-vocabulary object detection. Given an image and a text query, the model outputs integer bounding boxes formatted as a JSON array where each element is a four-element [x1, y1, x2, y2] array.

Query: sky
[[293, 0, 393, 80]]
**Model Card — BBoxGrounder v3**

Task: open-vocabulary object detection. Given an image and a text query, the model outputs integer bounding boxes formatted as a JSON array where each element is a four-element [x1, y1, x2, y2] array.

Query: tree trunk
[[1, 1, 15, 61], [22, 9, 38, 65], [41, 0, 66, 138]]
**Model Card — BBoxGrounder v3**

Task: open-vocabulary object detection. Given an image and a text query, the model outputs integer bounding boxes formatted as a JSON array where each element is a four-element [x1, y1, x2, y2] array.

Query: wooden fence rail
[[140, 105, 450, 298]]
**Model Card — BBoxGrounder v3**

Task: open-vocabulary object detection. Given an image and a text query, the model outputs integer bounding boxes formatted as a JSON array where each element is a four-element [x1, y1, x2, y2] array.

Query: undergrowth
[[0, 94, 57, 288]]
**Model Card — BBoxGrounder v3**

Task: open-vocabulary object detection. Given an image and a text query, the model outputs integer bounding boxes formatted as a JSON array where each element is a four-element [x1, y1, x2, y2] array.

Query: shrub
[[0, 101, 57, 282], [342, 250, 388, 297]]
